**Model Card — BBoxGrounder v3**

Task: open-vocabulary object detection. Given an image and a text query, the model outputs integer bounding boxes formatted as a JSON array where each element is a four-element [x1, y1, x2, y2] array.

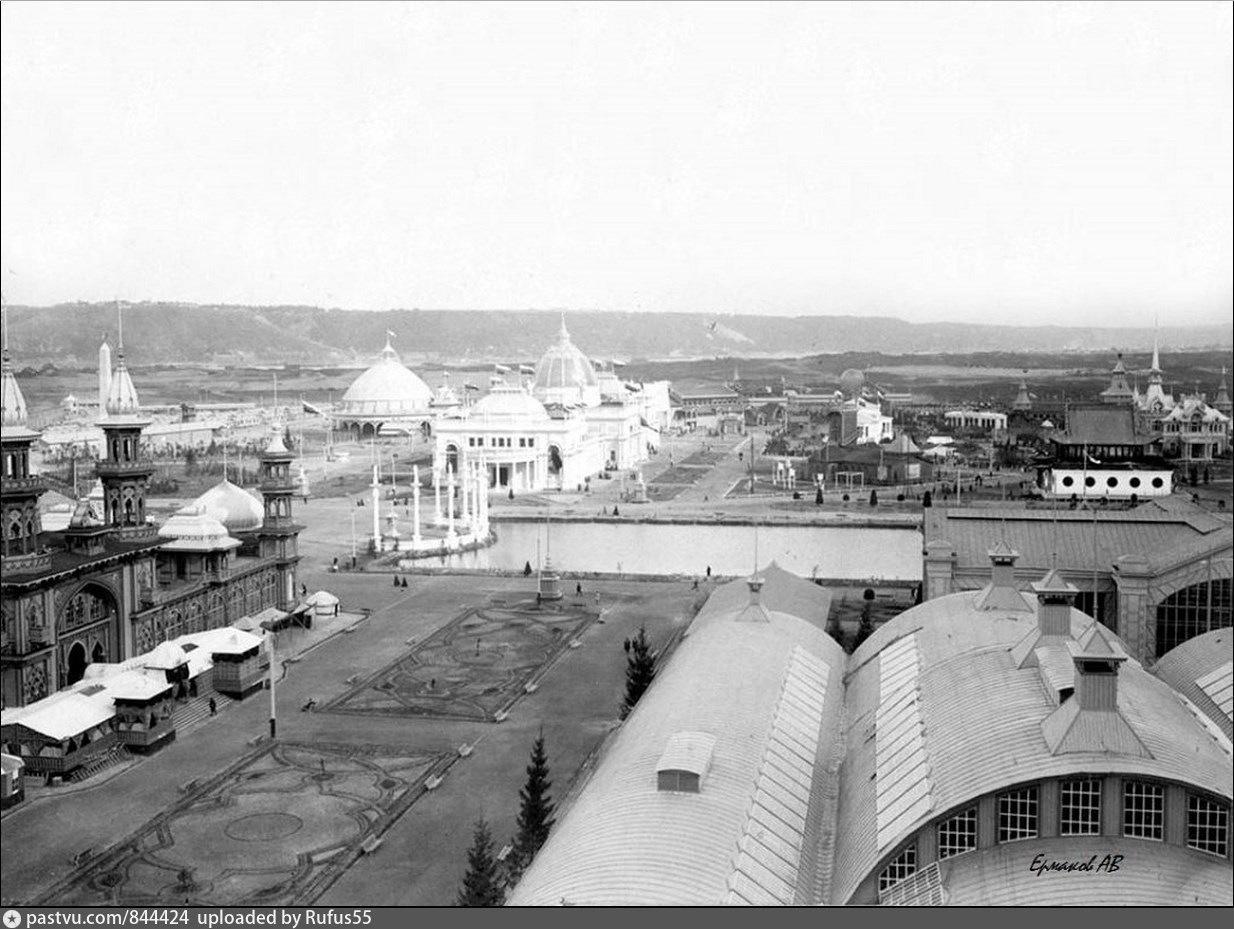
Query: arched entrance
[[67, 641, 88, 685], [445, 444, 459, 473], [548, 445, 563, 489]]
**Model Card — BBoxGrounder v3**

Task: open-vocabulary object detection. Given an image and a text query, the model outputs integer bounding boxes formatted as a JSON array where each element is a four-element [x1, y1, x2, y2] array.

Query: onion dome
[[340, 336, 433, 417], [157, 504, 242, 552], [1, 341, 32, 432], [533, 317, 600, 406], [471, 384, 550, 423], [193, 478, 264, 533]]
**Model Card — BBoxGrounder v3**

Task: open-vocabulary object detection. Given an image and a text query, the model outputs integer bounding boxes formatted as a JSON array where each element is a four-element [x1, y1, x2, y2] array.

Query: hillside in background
[[4, 302, 1231, 367]]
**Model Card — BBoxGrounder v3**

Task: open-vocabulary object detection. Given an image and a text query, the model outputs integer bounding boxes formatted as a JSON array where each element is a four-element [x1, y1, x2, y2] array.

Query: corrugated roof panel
[[738, 832, 800, 884], [874, 634, 933, 851], [765, 742, 814, 792], [750, 799, 804, 847], [768, 732, 816, 776], [878, 790, 932, 841], [733, 850, 795, 904], [770, 718, 817, 759], [726, 869, 783, 907], [759, 768, 811, 818], [741, 823, 802, 871], [1196, 661, 1233, 720], [753, 786, 807, 835]]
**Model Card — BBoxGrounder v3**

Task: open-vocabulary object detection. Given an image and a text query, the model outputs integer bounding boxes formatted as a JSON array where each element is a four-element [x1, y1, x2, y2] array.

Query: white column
[[371, 464, 381, 550], [412, 463, 422, 545], [446, 465, 457, 541], [461, 458, 471, 530], [433, 463, 442, 525]]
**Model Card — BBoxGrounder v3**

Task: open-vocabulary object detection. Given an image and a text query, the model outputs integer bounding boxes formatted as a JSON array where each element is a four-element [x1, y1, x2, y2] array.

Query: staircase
[[172, 692, 235, 736], [68, 744, 131, 783]]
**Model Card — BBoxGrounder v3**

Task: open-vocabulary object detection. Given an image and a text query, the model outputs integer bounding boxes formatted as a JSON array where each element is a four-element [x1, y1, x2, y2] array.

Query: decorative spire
[[558, 312, 570, 342], [104, 301, 141, 417], [1149, 320, 1161, 374], [1, 301, 31, 428]]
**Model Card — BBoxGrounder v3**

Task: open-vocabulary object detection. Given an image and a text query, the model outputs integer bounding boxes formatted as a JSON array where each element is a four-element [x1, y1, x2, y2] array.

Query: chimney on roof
[[1040, 624, 1151, 757], [1068, 628, 1126, 713], [1032, 568, 1077, 638], [975, 543, 1032, 612], [747, 574, 764, 605]]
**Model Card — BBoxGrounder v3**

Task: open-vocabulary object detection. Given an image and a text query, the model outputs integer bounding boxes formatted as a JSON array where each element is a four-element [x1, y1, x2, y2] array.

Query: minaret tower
[[96, 303, 155, 535], [1142, 324, 1171, 410], [1012, 371, 1032, 412], [1214, 367, 1232, 419], [1, 305, 49, 574], [98, 334, 112, 414], [257, 426, 302, 609], [1099, 353, 1134, 405]]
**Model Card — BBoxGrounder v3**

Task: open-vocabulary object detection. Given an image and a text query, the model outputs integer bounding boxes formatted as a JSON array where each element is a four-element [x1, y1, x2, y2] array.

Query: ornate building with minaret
[[1, 310, 304, 709]]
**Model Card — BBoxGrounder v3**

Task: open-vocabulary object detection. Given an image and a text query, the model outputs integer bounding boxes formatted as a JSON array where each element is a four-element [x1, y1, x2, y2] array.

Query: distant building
[[1, 319, 301, 710], [511, 558, 1233, 906], [923, 498, 1231, 661], [1039, 403, 1171, 500], [333, 336, 434, 439], [1133, 338, 1231, 462]]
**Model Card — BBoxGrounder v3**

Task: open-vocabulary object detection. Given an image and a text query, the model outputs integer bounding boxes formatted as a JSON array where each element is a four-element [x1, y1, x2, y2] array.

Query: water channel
[[434, 520, 923, 581]]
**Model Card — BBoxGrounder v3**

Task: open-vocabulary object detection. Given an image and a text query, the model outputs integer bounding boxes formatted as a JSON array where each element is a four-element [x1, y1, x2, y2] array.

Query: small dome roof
[[839, 369, 865, 396], [145, 640, 188, 670], [340, 337, 433, 416], [158, 504, 241, 551], [194, 479, 264, 533], [471, 385, 550, 422], [534, 319, 598, 394]]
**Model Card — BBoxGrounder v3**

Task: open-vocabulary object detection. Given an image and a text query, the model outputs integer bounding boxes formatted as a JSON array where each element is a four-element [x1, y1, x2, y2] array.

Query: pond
[[434, 520, 922, 581]]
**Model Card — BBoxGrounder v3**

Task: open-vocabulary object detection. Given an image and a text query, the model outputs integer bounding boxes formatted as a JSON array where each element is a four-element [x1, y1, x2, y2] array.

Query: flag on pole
[[494, 363, 511, 374], [302, 400, 324, 416], [464, 382, 480, 391], [519, 364, 535, 375], [387, 330, 396, 340]]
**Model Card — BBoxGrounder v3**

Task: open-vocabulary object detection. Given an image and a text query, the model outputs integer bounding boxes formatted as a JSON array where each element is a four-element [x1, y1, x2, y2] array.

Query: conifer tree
[[620, 625, 657, 719], [457, 819, 503, 907], [509, 730, 556, 881]]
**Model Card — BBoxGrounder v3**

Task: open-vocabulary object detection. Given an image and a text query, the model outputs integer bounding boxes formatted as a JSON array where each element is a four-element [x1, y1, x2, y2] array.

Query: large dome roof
[[471, 385, 550, 423], [194, 478, 264, 533], [158, 504, 241, 552], [340, 338, 433, 417], [534, 319, 598, 395]]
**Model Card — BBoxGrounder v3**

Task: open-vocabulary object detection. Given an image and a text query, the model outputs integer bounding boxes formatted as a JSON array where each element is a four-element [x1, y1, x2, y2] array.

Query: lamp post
[[267, 627, 277, 739]]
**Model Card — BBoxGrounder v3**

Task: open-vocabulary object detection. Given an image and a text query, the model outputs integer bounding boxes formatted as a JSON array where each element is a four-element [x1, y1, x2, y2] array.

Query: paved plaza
[[1, 574, 702, 907], [34, 741, 453, 907], [322, 599, 599, 721]]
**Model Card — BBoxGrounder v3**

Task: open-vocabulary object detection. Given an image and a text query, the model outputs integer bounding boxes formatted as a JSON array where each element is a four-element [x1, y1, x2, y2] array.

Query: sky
[[1, 1, 1231, 326]]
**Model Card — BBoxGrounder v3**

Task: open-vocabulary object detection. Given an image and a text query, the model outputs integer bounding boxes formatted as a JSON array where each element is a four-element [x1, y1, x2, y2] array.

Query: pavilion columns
[[371, 465, 381, 551], [411, 463, 423, 545], [446, 465, 457, 542], [433, 464, 442, 526], [461, 460, 471, 530]]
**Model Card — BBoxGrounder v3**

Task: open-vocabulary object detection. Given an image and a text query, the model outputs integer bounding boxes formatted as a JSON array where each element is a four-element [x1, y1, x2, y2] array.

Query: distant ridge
[[5, 303, 1230, 365]]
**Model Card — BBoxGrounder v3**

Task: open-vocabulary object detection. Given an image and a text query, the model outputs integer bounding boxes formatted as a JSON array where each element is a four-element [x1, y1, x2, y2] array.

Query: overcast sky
[[2, 1, 1231, 326]]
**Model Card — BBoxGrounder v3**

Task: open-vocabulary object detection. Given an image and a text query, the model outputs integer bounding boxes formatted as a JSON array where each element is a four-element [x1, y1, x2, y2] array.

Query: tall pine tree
[[457, 819, 503, 907], [620, 625, 657, 719], [509, 730, 556, 881]]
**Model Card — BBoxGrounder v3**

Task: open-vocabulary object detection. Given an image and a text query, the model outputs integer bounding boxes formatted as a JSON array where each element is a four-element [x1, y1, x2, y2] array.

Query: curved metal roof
[[340, 338, 433, 417]]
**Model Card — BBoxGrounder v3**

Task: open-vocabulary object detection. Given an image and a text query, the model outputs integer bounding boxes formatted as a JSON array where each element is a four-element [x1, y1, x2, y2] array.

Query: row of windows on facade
[[466, 436, 535, 448], [878, 780, 1230, 893], [1058, 474, 1166, 490]]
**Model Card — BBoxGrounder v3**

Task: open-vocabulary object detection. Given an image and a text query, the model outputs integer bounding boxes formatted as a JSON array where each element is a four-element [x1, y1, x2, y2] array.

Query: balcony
[[0, 475, 45, 495], [1, 550, 53, 576], [95, 459, 156, 477]]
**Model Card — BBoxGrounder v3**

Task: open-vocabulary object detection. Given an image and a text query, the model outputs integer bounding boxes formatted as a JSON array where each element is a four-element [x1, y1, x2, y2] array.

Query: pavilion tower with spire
[[1099, 353, 1135, 405], [1, 307, 49, 575], [1011, 371, 1032, 412], [256, 427, 302, 609], [95, 304, 156, 535]]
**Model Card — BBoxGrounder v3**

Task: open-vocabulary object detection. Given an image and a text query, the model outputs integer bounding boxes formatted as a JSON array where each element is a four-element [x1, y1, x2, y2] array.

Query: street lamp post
[[267, 628, 277, 740]]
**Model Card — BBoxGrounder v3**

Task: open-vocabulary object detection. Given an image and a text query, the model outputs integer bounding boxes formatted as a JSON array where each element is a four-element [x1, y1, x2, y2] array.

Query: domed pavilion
[[335, 336, 434, 439]]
